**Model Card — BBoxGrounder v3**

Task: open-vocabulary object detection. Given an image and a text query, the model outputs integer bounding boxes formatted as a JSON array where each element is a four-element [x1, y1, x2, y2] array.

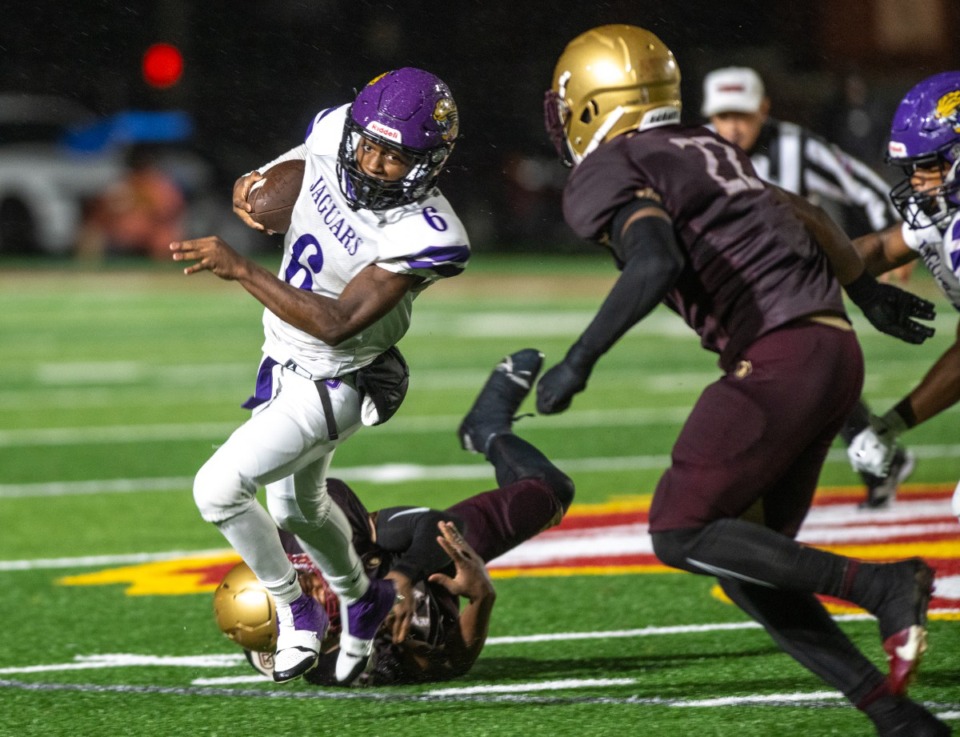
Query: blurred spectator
[[820, 69, 890, 171], [498, 150, 567, 246], [75, 144, 185, 260]]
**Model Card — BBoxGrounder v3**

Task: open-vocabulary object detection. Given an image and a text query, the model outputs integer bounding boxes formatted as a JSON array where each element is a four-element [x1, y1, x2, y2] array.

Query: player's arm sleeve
[[378, 244, 470, 284], [375, 506, 465, 582], [565, 199, 685, 369], [377, 212, 471, 286]]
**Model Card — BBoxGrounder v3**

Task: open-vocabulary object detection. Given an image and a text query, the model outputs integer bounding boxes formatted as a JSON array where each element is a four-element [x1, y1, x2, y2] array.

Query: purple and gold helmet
[[337, 67, 459, 210], [887, 71, 960, 229]]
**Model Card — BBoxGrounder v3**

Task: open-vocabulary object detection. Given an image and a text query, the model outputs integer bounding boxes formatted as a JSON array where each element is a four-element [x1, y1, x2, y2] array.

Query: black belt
[[282, 359, 339, 441], [314, 379, 339, 441]]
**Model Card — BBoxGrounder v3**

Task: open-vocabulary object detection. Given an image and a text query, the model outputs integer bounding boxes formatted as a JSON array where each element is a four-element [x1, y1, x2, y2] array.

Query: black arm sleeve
[[567, 203, 685, 368], [375, 506, 465, 583]]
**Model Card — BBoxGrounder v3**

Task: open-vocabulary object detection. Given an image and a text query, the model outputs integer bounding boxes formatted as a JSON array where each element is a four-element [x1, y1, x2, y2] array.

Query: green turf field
[[0, 255, 957, 736]]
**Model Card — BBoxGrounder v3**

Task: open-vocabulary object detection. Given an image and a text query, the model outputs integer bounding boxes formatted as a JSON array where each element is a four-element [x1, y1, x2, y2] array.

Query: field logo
[[59, 485, 960, 619]]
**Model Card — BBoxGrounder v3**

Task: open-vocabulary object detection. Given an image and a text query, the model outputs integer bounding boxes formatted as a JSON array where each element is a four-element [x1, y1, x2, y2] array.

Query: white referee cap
[[701, 67, 765, 117]]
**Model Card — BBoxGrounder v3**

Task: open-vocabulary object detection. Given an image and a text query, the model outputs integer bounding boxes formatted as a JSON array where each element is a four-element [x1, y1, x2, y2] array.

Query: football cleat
[[244, 649, 275, 679], [272, 592, 328, 683], [870, 697, 951, 737], [335, 578, 397, 685], [458, 348, 544, 457], [872, 558, 935, 696], [860, 448, 916, 510]]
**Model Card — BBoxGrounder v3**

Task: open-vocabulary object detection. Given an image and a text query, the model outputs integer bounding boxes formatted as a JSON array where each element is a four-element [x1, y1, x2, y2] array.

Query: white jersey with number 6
[[261, 104, 470, 379]]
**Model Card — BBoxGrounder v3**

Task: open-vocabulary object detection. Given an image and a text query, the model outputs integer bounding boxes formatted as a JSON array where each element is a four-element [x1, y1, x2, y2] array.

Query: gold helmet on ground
[[545, 24, 682, 166], [213, 562, 277, 652]]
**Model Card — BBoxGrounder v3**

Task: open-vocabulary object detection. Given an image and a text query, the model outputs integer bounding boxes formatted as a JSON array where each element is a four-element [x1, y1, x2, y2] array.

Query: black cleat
[[872, 558, 935, 696], [870, 697, 951, 736], [458, 349, 543, 456]]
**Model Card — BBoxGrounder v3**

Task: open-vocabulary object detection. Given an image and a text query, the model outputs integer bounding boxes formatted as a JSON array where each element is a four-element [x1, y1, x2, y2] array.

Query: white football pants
[[194, 363, 368, 601]]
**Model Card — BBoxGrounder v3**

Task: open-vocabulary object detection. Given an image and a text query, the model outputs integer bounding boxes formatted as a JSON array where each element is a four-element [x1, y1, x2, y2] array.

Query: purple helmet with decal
[[337, 68, 459, 210], [887, 71, 960, 229]]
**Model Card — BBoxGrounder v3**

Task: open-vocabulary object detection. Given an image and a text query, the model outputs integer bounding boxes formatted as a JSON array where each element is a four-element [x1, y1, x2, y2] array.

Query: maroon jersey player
[[539, 25, 944, 737]]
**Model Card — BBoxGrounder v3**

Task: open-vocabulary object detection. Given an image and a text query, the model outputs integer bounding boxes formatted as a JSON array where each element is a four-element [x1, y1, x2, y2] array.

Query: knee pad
[[267, 485, 333, 538], [193, 457, 258, 524]]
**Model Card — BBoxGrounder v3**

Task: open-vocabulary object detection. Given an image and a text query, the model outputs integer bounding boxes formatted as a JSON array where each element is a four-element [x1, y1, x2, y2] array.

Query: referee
[[701, 66, 914, 509]]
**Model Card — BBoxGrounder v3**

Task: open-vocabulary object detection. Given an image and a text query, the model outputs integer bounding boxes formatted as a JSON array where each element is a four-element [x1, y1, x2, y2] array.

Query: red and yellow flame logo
[[60, 485, 960, 620]]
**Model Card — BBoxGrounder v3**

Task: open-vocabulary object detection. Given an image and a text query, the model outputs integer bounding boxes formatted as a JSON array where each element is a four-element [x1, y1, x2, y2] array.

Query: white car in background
[[0, 94, 259, 257]]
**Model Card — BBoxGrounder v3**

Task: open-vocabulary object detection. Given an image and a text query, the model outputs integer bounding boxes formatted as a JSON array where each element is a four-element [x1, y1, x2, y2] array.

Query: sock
[[672, 518, 850, 593], [215, 503, 299, 599], [259, 569, 302, 607], [289, 494, 369, 602], [487, 433, 575, 511]]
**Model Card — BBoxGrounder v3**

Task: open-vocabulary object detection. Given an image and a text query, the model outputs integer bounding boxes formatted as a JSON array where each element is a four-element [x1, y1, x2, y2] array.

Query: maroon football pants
[[649, 321, 863, 537]]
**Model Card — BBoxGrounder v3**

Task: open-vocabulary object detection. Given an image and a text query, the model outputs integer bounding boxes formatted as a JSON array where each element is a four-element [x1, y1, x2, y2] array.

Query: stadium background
[[4, 0, 959, 254]]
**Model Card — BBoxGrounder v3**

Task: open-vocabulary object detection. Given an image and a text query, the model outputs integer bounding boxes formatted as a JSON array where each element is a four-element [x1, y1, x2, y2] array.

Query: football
[[213, 562, 278, 652], [246, 159, 305, 233]]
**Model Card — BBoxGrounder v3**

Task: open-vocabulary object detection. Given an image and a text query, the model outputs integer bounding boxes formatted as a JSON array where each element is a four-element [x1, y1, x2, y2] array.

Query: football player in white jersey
[[845, 72, 960, 521], [169, 68, 469, 685]]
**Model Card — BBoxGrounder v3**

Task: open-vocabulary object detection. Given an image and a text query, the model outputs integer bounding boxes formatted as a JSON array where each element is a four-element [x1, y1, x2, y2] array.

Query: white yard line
[[0, 619, 876, 676], [426, 678, 637, 695], [0, 408, 694, 447], [2, 444, 960, 500], [0, 549, 232, 572]]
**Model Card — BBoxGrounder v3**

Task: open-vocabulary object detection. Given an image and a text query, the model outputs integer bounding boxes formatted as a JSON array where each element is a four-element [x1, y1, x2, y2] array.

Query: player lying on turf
[[215, 349, 574, 685]]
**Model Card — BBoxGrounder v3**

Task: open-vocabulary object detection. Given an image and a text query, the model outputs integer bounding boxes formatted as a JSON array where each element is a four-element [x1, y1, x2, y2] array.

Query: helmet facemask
[[886, 71, 960, 230], [337, 117, 451, 210], [889, 145, 960, 230]]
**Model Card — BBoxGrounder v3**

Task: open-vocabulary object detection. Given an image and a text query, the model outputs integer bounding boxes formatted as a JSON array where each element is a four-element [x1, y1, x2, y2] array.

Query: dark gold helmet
[[212, 562, 277, 652], [545, 24, 681, 166]]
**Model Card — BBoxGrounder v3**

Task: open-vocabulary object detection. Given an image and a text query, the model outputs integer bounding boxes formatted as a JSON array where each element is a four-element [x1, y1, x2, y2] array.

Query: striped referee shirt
[[745, 119, 899, 232]]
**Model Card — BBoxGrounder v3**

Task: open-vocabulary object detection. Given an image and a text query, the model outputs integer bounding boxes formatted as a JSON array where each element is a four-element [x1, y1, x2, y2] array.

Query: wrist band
[[883, 398, 916, 432]]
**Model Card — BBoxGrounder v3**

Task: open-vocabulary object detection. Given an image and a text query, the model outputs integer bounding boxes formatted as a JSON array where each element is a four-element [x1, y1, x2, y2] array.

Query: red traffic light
[[142, 43, 183, 89]]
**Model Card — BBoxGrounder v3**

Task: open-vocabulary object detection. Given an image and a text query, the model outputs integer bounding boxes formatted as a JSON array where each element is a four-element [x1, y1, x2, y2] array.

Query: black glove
[[536, 360, 589, 414], [844, 270, 935, 345], [536, 342, 597, 415]]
